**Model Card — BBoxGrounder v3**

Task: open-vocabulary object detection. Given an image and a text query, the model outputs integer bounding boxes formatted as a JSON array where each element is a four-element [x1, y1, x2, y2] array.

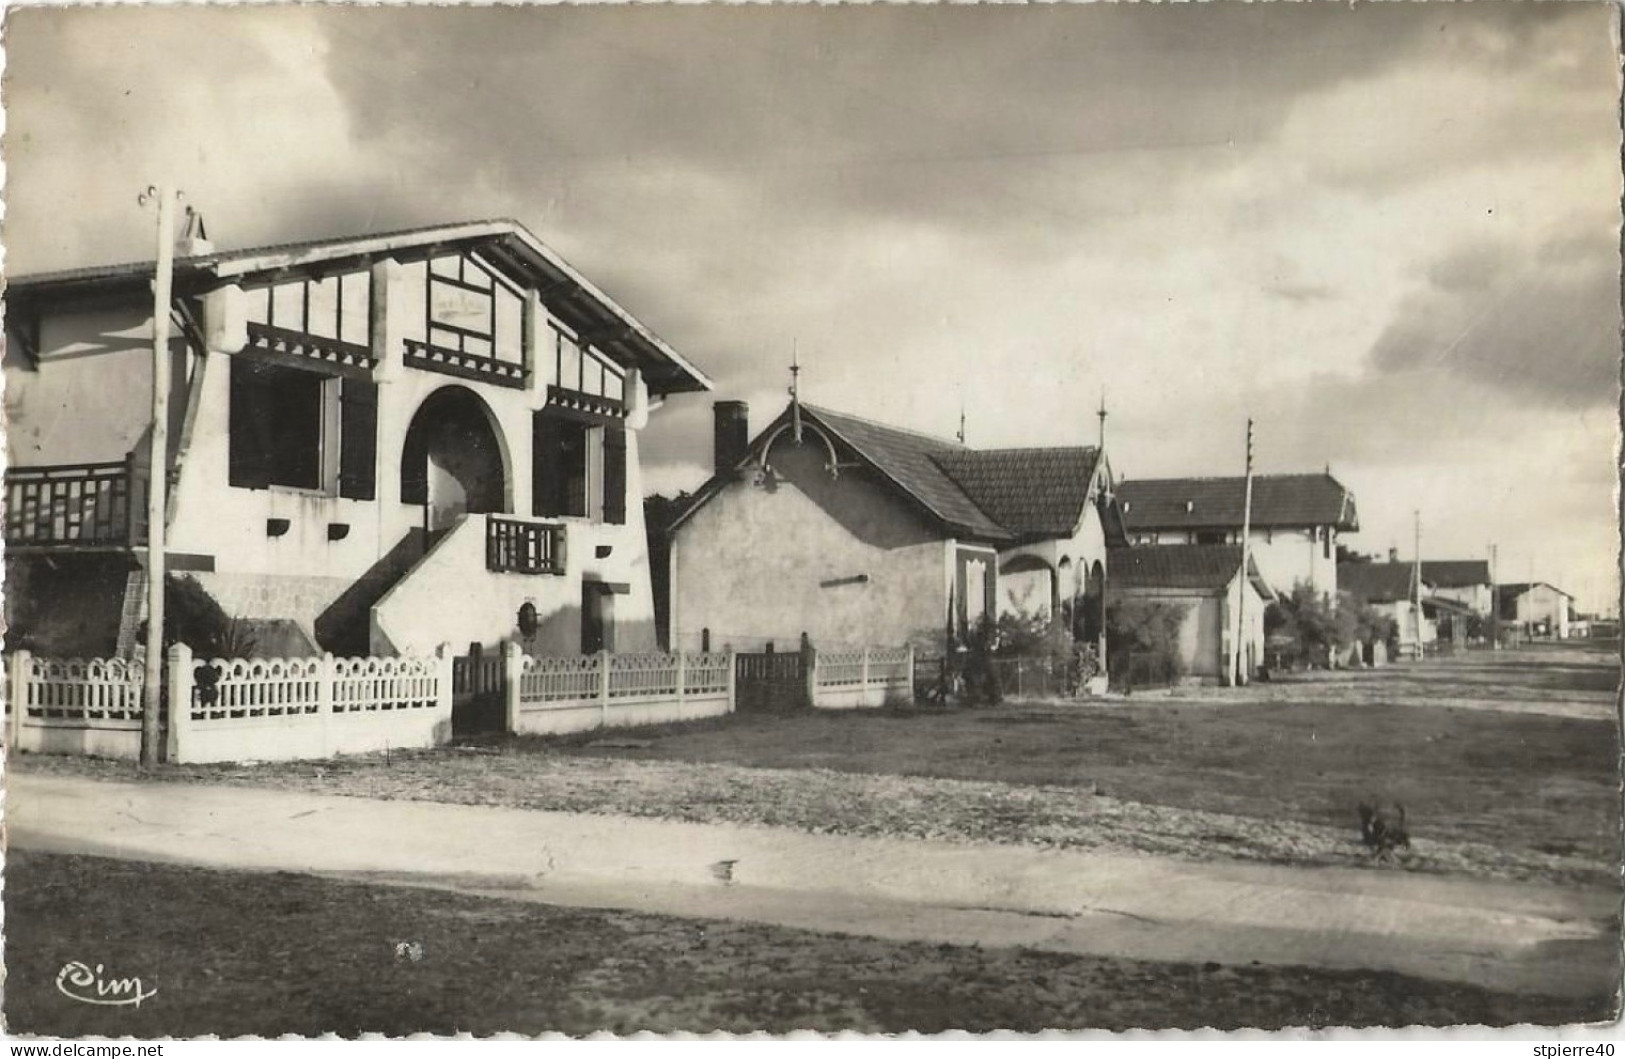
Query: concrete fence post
[[801, 633, 817, 710], [9, 649, 31, 753], [675, 649, 687, 713], [724, 647, 737, 714], [503, 641, 524, 735], [317, 652, 336, 757], [165, 642, 192, 763], [904, 643, 916, 705], [434, 643, 455, 745], [598, 648, 612, 729]]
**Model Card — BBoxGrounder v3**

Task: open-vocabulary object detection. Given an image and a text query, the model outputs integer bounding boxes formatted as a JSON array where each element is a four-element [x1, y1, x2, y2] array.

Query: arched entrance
[[401, 386, 509, 531], [1078, 560, 1105, 646]]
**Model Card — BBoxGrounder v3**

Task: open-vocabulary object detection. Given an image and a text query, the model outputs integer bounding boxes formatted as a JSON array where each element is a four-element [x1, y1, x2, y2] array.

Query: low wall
[[507, 646, 734, 737], [9, 653, 144, 760], [810, 646, 913, 709], [167, 644, 454, 763]]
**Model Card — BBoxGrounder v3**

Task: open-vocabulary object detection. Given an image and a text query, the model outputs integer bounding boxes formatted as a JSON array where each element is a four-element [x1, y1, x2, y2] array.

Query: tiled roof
[[1118, 474, 1358, 532], [1338, 562, 1421, 604], [1496, 582, 1574, 602], [670, 401, 1108, 544], [1108, 544, 1269, 595], [932, 447, 1100, 540], [1420, 561, 1491, 588], [801, 405, 1013, 542]]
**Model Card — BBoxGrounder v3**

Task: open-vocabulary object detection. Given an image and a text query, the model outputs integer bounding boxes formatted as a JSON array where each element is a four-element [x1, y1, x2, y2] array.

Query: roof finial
[[1097, 388, 1108, 452], [789, 340, 802, 443], [957, 392, 966, 445]]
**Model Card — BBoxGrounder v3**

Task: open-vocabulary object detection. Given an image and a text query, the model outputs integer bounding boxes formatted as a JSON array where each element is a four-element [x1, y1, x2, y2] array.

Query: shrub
[[1106, 598, 1188, 684]]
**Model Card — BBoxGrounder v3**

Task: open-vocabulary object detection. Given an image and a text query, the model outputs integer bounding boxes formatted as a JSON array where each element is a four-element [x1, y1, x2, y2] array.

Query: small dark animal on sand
[[1357, 800, 1411, 862]]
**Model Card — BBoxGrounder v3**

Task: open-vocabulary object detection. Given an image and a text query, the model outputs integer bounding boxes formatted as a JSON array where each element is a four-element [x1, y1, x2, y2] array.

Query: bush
[[1106, 599, 1188, 685], [138, 575, 258, 658]]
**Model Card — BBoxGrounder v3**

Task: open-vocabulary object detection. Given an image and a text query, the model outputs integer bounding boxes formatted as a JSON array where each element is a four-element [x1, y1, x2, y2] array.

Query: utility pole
[[1232, 419, 1255, 686], [139, 185, 178, 767], [1489, 542, 1499, 651], [1412, 510, 1423, 660]]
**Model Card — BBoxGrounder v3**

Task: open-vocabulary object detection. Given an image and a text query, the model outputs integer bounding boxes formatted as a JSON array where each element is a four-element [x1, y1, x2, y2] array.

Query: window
[[1195, 531, 1225, 546], [534, 414, 591, 519], [229, 358, 377, 497], [533, 413, 628, 524], [229, 360, 324, 490]]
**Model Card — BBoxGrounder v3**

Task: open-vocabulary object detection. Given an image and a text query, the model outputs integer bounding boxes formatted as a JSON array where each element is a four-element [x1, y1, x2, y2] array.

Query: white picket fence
[[505, 643, 736, 736], [8, 653, 145, 759], [7, 644, 454, 764], [810, 645, 914, 709]]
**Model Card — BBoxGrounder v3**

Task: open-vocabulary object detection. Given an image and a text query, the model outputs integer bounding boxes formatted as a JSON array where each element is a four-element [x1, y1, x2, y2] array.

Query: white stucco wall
[[1142, 526, 1337, 598], [10, 248, 668, 660], [1514, 586, 1572, 638], [672, 440, 950, 652]]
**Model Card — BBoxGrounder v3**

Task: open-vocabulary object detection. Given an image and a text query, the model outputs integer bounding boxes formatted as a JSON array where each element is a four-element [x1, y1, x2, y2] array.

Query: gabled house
[[1106, 544, 1273, 684], [1117, 473, 1358, 598], [1421, 560, 1494, 617], [1495, 582, 1575, 640], [1337, 561, 1435, 657], [5, 219, 711, 661], [663, 400, 1121, 656]]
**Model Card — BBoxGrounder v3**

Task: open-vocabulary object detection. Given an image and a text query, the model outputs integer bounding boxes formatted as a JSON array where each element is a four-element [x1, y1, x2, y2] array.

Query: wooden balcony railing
[[5, 459, 146, 548], [486, 515, 566, 575]]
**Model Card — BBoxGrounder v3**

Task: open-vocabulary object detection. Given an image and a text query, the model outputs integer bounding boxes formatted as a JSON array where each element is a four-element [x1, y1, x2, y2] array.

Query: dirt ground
[[6, 851, 1609, 1036], [22, 645, 1618, 887]]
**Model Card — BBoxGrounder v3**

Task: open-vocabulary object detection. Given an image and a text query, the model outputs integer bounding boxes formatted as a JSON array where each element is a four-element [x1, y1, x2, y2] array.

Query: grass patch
[[5, 851, 1610, 1036]]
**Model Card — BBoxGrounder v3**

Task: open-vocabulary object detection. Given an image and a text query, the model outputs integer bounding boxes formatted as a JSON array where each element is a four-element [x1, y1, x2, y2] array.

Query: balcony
[[486, 514, 566, 575], [5, 460, 147, 549]]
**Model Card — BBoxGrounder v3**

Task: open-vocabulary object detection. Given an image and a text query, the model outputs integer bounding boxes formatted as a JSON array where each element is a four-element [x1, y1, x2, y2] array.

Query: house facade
[[1117, 474, 1358, 598], [1337, 561, 1436, 657], [1496, 582, 1575, 640], [1421, 560, 1493, 617], [1106, 544, 1272, 684], [664, 400, 1119, 656], [5, 220, 711, 661]]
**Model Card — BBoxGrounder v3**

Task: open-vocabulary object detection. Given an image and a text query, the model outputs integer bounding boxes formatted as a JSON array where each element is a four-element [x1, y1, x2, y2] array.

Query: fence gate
[[734, 650, 806, 712], [452, 649, 507, 734]]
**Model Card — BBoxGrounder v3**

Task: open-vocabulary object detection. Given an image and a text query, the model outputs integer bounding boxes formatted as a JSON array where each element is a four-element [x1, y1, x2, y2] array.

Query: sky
[[6, 2, 1620, 613]]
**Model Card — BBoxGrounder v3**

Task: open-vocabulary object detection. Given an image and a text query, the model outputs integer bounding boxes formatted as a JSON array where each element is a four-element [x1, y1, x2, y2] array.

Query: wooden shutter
[[602, 425, 627, 525], [338, 378, 378, 500]]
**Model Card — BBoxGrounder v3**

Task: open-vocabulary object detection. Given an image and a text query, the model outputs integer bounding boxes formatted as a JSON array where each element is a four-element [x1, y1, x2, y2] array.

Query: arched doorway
[[1078, 560, 1105, 646], [401, 386, 509, 531]]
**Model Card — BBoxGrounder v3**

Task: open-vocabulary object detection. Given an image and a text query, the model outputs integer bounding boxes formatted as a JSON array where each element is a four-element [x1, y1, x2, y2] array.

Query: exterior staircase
[[313, 528, 448, 656]]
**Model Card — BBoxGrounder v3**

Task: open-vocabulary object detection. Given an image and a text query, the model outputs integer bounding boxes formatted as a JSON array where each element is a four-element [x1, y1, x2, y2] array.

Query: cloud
[[1365, 222, 1620, 407]]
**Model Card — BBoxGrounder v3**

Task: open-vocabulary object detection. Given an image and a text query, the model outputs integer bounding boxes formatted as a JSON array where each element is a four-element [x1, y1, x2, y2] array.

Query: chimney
[[714, 401, 749, 476], [1388, 547, 1399, 563]]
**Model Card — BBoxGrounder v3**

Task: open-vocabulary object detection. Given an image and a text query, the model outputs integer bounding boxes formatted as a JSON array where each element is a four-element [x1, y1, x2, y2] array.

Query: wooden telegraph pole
[[1232, 419, 1255, 685], [139, 185, 178, 767], [1412, 510, 1423, 659]]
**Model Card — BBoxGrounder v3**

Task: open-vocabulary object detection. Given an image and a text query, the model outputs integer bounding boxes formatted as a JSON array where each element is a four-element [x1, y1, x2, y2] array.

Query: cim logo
[[55, 962, 157, 1008]]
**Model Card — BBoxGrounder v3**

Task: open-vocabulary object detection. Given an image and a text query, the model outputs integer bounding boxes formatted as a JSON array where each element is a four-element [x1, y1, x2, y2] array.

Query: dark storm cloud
[[1367, 224, 1620, 407], [312, 3, 1472, 236]]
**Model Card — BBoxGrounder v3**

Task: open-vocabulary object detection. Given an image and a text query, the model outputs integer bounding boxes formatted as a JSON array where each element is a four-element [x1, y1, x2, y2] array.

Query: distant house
[[1495, 582, 1575, 640], [665, 400, 1122, 657], [1338, 561, 1435, 657], [5, 219, 711, 661], [1117, 473, 1358, 598], [1421, 560, 1493, 617], [1107, 544, 1273, 684]]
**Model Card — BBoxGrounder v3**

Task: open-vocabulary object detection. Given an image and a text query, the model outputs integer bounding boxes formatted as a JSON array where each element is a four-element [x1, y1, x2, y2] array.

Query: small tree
[[1106, 598, 1188, 686]]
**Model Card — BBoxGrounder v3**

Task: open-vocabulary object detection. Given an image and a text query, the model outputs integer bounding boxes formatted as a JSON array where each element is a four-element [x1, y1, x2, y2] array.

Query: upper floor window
[[532, 412, 626, 524], [229, 357, 377, 498]]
